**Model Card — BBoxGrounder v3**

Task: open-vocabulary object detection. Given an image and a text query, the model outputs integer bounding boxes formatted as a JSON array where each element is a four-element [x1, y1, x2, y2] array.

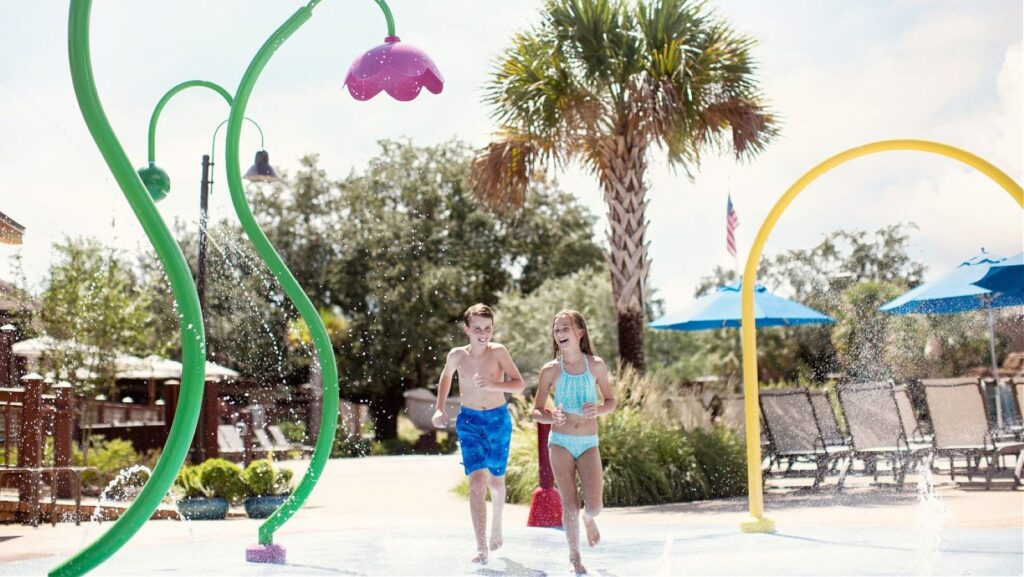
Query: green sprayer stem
[[222, 0, 339, 546], [58, 1, 207, 575], [148, 80, 234, 163]]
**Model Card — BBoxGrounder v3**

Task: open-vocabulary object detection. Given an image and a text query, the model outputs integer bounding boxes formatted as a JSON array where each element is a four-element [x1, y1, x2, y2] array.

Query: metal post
[[17, 373, 43, 525], [986, 303, 1003, 429], [193, 153, 212, 463], [53, 382, 75, 499], [0, 324, 16, 388]]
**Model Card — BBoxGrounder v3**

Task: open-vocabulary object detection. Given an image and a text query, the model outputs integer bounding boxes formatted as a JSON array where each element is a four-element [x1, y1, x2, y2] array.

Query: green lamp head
[[137, 162, 171, 202]]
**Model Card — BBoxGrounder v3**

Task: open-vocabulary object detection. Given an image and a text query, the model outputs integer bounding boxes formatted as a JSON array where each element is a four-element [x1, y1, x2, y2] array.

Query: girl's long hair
[[551, 309, 594, 359]]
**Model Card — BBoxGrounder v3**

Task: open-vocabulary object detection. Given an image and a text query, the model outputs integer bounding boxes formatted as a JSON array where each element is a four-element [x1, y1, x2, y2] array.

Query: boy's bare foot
[[471, 550, 488, 564], [489, 529, 503, 551], [582, 512, 601, 547], [569, 551, 587, 575]]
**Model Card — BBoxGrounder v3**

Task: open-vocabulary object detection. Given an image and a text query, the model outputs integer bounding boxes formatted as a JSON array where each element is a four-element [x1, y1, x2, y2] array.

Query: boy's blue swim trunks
[[455, 404, 512, 476]]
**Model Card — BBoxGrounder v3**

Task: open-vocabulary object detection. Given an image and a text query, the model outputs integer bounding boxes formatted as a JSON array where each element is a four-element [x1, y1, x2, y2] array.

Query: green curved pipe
[[222, 0, 339, 546], [375, 0, 396, 36], [55, 1, 207, 576], [148, 80, 233, 163]]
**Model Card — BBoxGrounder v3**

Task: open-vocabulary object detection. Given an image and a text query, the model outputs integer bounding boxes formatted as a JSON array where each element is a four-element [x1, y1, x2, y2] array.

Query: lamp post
[[63, 1, 442, 575], [196, 117, 279, 463], [139, 83, 277, 465]]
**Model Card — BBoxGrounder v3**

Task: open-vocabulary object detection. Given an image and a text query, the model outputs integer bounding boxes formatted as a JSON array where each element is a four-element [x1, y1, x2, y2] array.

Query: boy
[[433, 303, 525, 564]]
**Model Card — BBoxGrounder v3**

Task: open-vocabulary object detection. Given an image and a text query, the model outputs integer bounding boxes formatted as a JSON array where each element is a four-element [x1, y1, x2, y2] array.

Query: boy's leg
[[576, 447, 603, 547], [486, 473, 506, 551], [550, 445, 586, 574], [468, 469, 489, 563]]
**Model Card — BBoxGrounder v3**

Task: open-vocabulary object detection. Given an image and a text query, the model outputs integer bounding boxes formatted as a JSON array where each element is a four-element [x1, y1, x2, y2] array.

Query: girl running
[[531, 309, 616, 574]]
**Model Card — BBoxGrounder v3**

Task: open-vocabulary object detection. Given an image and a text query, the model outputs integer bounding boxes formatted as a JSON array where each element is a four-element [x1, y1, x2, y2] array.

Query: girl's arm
[[531, 365, 556, 424], [593, 356, 616, 416]]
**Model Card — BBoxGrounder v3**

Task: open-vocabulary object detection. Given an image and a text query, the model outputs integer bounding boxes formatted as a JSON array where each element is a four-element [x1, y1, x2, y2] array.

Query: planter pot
[[244, 495, 289, 519], [177, 497, 229, 520]]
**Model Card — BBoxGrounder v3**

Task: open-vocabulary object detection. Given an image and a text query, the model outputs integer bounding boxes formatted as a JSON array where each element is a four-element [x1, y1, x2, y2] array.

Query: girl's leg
[[486, 473, 506, 550], [468, 469, 489, 563], [550, 444, 587, 574], [576, 447, 604, 547]]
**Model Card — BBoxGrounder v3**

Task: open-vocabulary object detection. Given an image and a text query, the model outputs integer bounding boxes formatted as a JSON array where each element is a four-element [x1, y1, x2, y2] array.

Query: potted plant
[[241, 459, 294, 519], [173, 458, 246, 520]]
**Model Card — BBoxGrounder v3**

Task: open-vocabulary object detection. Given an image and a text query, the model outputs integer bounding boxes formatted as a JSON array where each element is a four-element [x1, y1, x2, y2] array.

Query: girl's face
[[552, 315, 581, 352], [463, 315, 494, 348]]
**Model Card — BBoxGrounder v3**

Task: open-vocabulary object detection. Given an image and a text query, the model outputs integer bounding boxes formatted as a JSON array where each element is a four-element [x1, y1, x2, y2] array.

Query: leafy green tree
[[496, 267, 617, 380], [38, 237, 153, 398], [688, 224, 928, 383], [471, 0, 777, 371], [139, 220, 298, 388], [248, 141, 604, 440]]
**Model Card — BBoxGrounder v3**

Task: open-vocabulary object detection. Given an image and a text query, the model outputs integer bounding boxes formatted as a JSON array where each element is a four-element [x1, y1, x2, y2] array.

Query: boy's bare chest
[[456, 354, 501, 380]]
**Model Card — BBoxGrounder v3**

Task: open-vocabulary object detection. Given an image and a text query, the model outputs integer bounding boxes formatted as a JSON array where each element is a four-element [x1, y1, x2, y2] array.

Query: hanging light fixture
[[242, 149, 281, 183]]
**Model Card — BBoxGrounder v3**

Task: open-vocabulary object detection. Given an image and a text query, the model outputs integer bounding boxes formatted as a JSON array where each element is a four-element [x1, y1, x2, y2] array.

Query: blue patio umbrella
[[649, 281, 834, 331], [879, 249, 1024, 427], [972, 252, 1024, 296]]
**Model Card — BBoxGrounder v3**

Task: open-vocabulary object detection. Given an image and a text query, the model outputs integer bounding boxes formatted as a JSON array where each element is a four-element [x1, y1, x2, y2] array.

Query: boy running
[[433, 304, 525, 564]]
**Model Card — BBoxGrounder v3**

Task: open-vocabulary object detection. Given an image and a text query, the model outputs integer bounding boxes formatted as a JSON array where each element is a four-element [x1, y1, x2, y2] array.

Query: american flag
[[726, 194, 739, 257]]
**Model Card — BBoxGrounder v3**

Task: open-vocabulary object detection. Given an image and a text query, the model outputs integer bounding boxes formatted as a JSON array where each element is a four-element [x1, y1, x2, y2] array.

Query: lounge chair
[[836, 381, 929, 490], [268, 425, 314, 459], [893, 386, 927, 444], [1013, 380, 1024, 441], [922, 378, 1023, 489], [809, 391, 847, 447], [253, 428, 290, 460], [216, 424, 246, 462], [718, 395, 772, 471], [759, 388, 848, 491]]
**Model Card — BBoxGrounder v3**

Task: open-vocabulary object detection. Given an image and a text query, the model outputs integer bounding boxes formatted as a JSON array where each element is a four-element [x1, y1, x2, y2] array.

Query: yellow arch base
[[738, 139, 1024, 533]]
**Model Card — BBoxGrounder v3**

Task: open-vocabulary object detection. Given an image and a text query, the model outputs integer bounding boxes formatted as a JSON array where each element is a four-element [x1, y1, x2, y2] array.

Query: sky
[[1, 0, 1021, 314]]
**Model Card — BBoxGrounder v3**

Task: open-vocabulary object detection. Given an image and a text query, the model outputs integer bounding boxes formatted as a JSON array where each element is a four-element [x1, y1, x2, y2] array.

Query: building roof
[[0, 211, 25, 245]]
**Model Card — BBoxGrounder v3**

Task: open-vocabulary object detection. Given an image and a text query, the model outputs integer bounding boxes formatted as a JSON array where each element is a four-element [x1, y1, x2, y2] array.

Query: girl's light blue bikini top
[[553, 355, 597, 415]]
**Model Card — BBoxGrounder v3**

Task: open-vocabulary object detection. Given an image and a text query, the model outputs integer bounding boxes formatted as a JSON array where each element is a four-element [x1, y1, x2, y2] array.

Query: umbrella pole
[[986, 304, 1003, 429]]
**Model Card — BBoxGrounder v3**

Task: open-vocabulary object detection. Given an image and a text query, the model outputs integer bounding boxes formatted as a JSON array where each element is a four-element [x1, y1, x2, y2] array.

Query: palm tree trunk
[[598, 132, 650, 372]]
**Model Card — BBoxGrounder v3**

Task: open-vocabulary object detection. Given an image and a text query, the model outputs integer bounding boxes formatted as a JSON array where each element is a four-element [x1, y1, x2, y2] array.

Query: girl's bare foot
[[582, 512, 601, 547], [489, 528, 503, 551], [471, 550, 488, 564], [569, 550, 587, 575]]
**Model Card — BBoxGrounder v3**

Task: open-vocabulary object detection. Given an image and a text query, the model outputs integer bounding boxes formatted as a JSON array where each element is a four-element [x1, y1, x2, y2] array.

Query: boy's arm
[[432, 350, 459, 428], [482, 346, 525, 393]]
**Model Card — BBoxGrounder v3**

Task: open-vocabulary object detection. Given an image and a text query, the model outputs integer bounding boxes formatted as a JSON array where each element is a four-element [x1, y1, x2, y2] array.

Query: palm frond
[[469, 135, 540, 214]]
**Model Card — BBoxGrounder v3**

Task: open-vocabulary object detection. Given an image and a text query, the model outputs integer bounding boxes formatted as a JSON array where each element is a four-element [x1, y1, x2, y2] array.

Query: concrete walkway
[[1, 454, 1021, 575]]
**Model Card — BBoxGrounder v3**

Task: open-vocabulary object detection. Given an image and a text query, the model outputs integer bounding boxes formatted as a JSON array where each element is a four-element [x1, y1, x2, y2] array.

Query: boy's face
[[463, 315, 494, 348]]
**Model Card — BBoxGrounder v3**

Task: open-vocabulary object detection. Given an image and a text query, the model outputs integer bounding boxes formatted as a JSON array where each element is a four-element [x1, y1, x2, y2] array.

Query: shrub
[[174, 458, 247, 504], [73, 437, 139, 492], [199, 459, 247, 504], [332, 431, 373, 458], [690, 427, 747, 498], [242, 459, 293, 497], [277, 421, 306, 443], [173, 466, 206, 499], [454, 372, 748, 507]]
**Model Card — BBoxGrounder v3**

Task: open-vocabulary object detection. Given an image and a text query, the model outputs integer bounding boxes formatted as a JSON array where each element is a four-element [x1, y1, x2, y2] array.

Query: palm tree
[[471, 0, 777, 371]]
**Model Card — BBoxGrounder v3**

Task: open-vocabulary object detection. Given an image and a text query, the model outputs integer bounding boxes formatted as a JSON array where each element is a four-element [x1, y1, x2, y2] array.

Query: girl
[[532, 310, 616, 574]]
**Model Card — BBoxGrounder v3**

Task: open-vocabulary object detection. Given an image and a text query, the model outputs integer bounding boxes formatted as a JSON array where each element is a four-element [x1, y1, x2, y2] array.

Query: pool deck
[[1, 454, 1021, 575]]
